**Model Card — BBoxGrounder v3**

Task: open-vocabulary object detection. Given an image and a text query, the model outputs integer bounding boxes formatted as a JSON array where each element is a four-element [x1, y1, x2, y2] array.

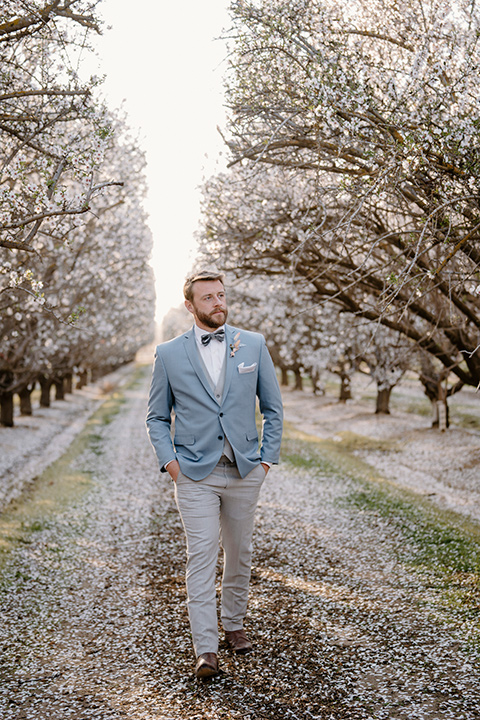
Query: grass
[[281, 421, 388, 483], [392, 397, 432, 416], [346, 484, 480, 637], [280, 422, 480, 641], [449, 409, 480, 431]]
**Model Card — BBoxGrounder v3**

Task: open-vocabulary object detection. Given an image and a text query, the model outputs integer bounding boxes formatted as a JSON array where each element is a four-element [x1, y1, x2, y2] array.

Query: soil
[[0, 363, 479, 719]]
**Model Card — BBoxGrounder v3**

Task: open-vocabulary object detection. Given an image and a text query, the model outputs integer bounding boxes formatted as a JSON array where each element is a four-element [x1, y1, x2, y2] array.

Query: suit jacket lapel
[[183, 328, 218, 403], [222, 325, 237, 403]]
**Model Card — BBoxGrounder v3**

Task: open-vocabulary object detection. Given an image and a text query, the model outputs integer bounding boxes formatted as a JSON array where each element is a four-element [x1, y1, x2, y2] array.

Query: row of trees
[[196, 0, 480, 423], [0, 2, 155, 426], [162, 274, 451, 426], [229, 277, 463, 425]]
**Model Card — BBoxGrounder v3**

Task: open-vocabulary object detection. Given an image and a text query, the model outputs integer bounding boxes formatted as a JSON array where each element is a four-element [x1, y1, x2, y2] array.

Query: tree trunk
[[38, 375, 52, 407], [0, 391, 14, 427], [91, 366, 102, 382], [64, 373, 73, 394], [77, 370, 88, 389], [375, 387, 392, 414], [280, 367, 289, 386], [420, 372, 450, 429], [54, 378, 65, 401], [338, 374, 352, 402], [18, 384, 34, 415], [430, 397, 449, 430], [311, 371, 324, 396], [294, 369, 303, 391], [437, 400, 447, 431]]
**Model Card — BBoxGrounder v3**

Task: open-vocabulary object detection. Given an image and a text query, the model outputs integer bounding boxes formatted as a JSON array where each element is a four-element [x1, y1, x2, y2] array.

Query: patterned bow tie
[[201, 329, 225, 346]]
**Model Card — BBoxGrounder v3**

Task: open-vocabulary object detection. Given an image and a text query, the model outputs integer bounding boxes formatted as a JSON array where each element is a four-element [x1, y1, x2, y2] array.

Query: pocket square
[[238, 362, 257, 374]]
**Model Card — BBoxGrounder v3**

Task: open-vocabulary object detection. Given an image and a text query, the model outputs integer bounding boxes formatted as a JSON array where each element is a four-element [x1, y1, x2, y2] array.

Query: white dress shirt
[[194, 324, 226, 386]]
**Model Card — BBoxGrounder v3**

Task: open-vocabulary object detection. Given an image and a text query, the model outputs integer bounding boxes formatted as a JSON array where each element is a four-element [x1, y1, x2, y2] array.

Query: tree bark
[[77, 370, 88, 389], [338, 374, 352, 402], [294, 369, 303, 391], [54, 378, 65, 401], [311, 371, 325, 396], [64, 373, 73, 394], [280, 367, 289, 386], [38, 375, 52, 407], [18, 384, 34, 415], [0, 391, 14, 427], [375, 387, 392, 414], [420, 372, 450, 429]]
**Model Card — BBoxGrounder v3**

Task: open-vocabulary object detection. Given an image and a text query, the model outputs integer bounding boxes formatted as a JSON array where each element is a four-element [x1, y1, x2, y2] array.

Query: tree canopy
[[0, 1, 155, 424], [200, 0, 480, 388]]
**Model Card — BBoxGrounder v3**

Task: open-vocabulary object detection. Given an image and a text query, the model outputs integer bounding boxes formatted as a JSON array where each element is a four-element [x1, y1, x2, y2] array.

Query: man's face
[[185, 279, 228, 331]]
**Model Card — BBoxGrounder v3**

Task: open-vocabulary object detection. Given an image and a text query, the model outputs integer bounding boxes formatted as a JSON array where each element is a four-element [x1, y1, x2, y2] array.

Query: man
[[146, 270, 283, 679]]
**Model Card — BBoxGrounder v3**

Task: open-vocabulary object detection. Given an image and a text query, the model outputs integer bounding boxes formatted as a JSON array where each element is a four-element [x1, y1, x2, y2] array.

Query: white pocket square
[[238, 362, 257, 374]]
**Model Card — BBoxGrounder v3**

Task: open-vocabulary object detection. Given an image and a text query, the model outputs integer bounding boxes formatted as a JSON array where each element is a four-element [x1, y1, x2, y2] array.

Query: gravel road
[[0, 365, 479, 719]]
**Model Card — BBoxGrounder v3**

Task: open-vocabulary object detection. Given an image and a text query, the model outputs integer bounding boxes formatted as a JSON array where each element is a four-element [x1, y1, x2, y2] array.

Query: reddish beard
[[194, 306, 228, 329]]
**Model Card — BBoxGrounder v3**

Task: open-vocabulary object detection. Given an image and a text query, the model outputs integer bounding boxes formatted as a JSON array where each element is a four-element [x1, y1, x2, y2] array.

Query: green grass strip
[[281, 422, 480, 637]]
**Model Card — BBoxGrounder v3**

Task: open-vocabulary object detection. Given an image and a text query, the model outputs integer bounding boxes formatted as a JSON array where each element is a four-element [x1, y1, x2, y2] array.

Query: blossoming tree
[[215, 0, 480, 396], [0, 3, 155, 425], [0, 2, 116, 260]]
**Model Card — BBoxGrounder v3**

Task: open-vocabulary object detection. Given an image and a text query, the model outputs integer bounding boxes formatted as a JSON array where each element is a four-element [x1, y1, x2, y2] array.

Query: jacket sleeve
[[145, 347, 176, 472], [257, 338, 284, 464]]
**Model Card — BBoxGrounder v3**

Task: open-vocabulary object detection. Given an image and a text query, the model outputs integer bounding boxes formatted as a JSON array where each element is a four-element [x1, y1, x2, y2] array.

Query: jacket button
[[219, 412, 224, 417], [218, 435, 223, 441]]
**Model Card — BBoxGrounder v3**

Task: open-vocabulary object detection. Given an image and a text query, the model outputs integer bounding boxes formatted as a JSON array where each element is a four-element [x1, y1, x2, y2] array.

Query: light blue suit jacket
[[146, 324, 283, 480]]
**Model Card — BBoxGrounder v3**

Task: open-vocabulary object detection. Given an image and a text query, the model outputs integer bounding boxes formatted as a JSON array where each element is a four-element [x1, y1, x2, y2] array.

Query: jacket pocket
[[246, 429, 258, 442], [174, 434, 195, 446]]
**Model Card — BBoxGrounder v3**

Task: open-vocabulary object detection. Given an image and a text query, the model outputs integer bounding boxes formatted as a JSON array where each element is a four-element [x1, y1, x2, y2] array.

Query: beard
[[195, 306, 228, 329]]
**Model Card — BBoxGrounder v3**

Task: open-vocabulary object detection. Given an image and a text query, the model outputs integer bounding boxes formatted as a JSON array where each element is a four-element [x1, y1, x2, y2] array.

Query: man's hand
[[167, 459, 181, 482], [261, 463, 270, 475]]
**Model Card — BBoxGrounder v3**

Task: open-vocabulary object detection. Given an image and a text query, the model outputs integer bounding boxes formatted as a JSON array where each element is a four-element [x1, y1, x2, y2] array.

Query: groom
[[146, 270, 283, 679]]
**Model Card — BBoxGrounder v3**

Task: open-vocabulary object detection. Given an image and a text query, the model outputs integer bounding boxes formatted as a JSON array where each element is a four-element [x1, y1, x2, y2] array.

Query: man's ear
[[185, 299, 194, 315]]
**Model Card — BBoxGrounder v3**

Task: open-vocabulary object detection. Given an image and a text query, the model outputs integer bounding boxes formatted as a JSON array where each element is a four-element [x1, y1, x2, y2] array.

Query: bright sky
[[92, 1, 231, 322]]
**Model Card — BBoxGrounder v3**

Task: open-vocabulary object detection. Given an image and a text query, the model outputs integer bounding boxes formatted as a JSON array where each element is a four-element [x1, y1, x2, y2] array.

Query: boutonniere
[[230, 332, 241, 358]]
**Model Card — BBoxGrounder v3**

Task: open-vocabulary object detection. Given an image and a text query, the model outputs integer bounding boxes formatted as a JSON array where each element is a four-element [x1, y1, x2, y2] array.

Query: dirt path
[[1, 367, 479, 719]]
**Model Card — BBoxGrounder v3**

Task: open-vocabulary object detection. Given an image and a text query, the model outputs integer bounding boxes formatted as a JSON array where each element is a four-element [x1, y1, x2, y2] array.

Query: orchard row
[[0, 3, 155, 426]]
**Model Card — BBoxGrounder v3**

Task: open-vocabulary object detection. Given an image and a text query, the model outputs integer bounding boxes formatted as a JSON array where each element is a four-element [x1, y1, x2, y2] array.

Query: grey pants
[[174, 460, 266, 656]]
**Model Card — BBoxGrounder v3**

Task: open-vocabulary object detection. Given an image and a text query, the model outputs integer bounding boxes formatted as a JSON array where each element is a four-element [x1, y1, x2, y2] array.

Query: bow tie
[[201, 329, 225, 346]]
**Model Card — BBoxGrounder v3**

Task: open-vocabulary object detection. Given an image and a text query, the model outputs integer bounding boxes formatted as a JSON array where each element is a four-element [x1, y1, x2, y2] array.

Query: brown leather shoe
[[225, 629, 253, 654], [195, 652, 218, 679]]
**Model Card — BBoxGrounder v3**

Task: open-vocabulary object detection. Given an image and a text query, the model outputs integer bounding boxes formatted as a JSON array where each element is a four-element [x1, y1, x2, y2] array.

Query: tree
[[357, 324, 412, 414], [224, 275, 322, 391], [0, 112, 155, 426], [0, 3, 156, 426], [214, 272, 410, 410], [218, 0, 480, 390], [0, 2, 118, 264]]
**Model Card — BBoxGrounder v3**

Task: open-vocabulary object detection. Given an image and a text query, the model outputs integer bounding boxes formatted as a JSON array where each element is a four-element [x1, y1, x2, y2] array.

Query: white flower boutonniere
[[230, 332, 241, 358]]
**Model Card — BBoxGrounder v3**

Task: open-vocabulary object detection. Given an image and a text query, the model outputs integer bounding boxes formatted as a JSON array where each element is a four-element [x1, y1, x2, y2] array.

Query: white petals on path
[[0, 368, 479, 719]]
